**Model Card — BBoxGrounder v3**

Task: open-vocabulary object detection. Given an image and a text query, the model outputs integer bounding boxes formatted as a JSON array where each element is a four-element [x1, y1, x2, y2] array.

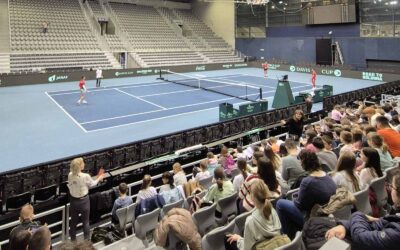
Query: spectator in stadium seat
[[233, 158, 251, 192], [193, 159, 210, 182], [111, 182, 133, 224], [339, 131, 354, 154], [301, 130, 318, 152], [281, 109, 305, 141], [68, 157, 104, 240], [9, 229, 31, 250], [42, 21, 48, 34], [332, 151, 363, 193], [359, 147, 383, 187], [202, 167, 234, 217], [367, 132, 394, 171], [313, 137, 337, 171], [28, 226, 51, 250], [325, 173, 400, 250], [136, 174, 157, 204], [276, 151, 336, 239], [172, 162, 187, 186], [258, 157, 283, 199], [219, 146, 235, 175], [264, 145, 283, 179], [281, 139, 306, 188], [74, 240, 96, 250], [268, 137, 280, 154], [206, 152, 218, 176], [9, 204, 41, 244], [352, 128, 364, 152], [331, 105, 346, 123], [376, 116, 400, 157], [159, 171, 183, 204], [227, 179, 282, 250]]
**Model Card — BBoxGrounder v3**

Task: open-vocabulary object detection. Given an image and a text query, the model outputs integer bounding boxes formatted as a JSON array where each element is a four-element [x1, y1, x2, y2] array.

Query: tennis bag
[[251, 234, 291, 250]]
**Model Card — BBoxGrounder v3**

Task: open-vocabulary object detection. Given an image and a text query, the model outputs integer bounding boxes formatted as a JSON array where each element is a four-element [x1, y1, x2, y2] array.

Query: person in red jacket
[[262, 61, 269, 78], [77, 76, 87, 105], [311, 69, 317, 89]]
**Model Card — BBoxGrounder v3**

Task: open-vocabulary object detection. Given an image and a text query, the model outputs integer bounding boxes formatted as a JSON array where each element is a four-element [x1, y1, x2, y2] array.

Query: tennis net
[[159, 70, 263, 102]]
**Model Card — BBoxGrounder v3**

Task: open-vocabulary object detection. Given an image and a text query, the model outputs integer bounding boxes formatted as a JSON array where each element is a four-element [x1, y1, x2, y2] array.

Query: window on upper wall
[[360, 0, 400, 37], [236, 3, 267, 38], [267, 0, 303, 27]]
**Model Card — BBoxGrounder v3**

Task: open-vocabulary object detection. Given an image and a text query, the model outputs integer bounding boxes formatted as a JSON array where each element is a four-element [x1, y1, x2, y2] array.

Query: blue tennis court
[[47, 73, 314, 132]]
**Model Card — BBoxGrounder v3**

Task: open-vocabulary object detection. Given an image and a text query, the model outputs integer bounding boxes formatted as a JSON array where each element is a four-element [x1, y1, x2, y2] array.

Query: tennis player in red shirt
[[311, 69, 317, 89], [262, 61, 268, 78], [77, 76, 87, 105]]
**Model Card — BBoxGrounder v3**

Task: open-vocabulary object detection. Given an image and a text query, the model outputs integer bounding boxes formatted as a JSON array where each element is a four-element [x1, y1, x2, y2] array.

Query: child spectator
[[172, 162, 187, 186], [111, 182, 133, 224], [136, 175, 157, 204]]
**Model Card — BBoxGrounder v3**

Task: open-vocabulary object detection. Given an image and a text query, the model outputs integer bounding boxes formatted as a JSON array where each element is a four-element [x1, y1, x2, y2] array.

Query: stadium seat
[[116, 206, 128, 235], [385, 166, 399, 183], [201, 220, 235, 250], [215, 192, 238, 226], [6, 192, 32, 212], [354, 187, 372, 215], [199, 175, 213, 190], [125, 202, 138, 234], [162, 199, 184, 217], [233, 210, 251, 234], [370, 173, 388, 209], [134, 207, 161, 247], [33, 184, 57, 203], [285, 188, 300, 201], [192, 203, 217, 236], [275, 231, 305, 250]]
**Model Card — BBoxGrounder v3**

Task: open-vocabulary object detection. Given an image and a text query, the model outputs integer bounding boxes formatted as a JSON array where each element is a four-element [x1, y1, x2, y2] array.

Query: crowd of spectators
[[8, 101, 400, 250]]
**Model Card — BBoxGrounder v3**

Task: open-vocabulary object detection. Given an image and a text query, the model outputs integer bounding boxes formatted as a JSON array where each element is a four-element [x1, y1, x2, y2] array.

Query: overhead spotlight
[[271, 5, 275, 9], [328, 31, 333, 35], [283, 7, 286, 10], [390, 1, 398, 5], [279, 1, 283, 4]]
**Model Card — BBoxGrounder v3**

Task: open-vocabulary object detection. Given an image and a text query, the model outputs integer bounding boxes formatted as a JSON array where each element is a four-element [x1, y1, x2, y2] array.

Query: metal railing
[[0, 206, 66, 250]]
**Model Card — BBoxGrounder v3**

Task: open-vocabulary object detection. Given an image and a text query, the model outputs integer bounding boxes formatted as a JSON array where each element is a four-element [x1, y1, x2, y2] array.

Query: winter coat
[[310, 187, 356, 217], [155, 208, 202, 250], [340, 212, 400, 250]]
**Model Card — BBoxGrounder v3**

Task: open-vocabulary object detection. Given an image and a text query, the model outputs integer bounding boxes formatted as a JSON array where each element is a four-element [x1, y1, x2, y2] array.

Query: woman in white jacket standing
[[227, 179, 282, 250]]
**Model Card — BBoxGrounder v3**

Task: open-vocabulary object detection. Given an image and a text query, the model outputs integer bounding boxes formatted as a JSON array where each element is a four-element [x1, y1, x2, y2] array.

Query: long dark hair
[[362, 147, 383, 177], [162, 171, 175, 189], [237, 158, 248, 180], [214, 167, 225, 191], [264, 147, 280, 172], [141, 174, 152, 190], [299, 150, 321, 172], [336, 151, 360, 192], [257, 157, 279, 193]]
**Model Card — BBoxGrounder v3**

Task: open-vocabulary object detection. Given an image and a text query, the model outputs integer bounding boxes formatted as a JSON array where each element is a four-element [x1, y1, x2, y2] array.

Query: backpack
[[251, 235, 291, 250], [302, 217, 338, 250], [91, 227, 108, 243]]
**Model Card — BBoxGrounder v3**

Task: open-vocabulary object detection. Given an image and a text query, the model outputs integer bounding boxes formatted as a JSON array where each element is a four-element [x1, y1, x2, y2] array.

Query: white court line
[[215, 76, 276, 90], [45, 92, 88, 133], [85, 85, 313, 133], [86, 106, 220, 133], [81, 84, 311, 125], [195, 74, 207, 77], [114, 88, 167, 110]]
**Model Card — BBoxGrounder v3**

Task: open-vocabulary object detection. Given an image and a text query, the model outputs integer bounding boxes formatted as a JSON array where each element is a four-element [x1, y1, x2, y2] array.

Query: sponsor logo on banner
[[321, 69, 342, 77], [268, 64, 281, 70], [289, 65, 311, 73], [136, 69, 153, 75], [115, 71, 135, 77], [362, 72, 383, 81], [246, 104, 255, 113], [234, 63, 248, 67], [48, 74, 68, 83], [222, 64, 233, 69], [196, 65, 206, 71]]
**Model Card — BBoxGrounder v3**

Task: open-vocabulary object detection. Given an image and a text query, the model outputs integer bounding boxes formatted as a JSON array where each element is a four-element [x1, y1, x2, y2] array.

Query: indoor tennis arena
[[0, 0, 400, 249]]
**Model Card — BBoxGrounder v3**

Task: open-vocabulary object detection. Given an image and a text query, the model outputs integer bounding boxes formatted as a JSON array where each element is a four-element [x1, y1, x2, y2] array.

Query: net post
[[259, 88, 263, 100]]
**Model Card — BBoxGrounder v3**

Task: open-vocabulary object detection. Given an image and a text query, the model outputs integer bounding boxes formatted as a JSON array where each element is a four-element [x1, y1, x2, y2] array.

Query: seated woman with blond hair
[[227, 179, 282, 250]]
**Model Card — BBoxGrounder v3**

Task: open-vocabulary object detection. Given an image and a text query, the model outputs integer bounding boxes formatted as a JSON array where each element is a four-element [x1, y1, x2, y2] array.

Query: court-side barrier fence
[[1, 61, 399, 87]]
